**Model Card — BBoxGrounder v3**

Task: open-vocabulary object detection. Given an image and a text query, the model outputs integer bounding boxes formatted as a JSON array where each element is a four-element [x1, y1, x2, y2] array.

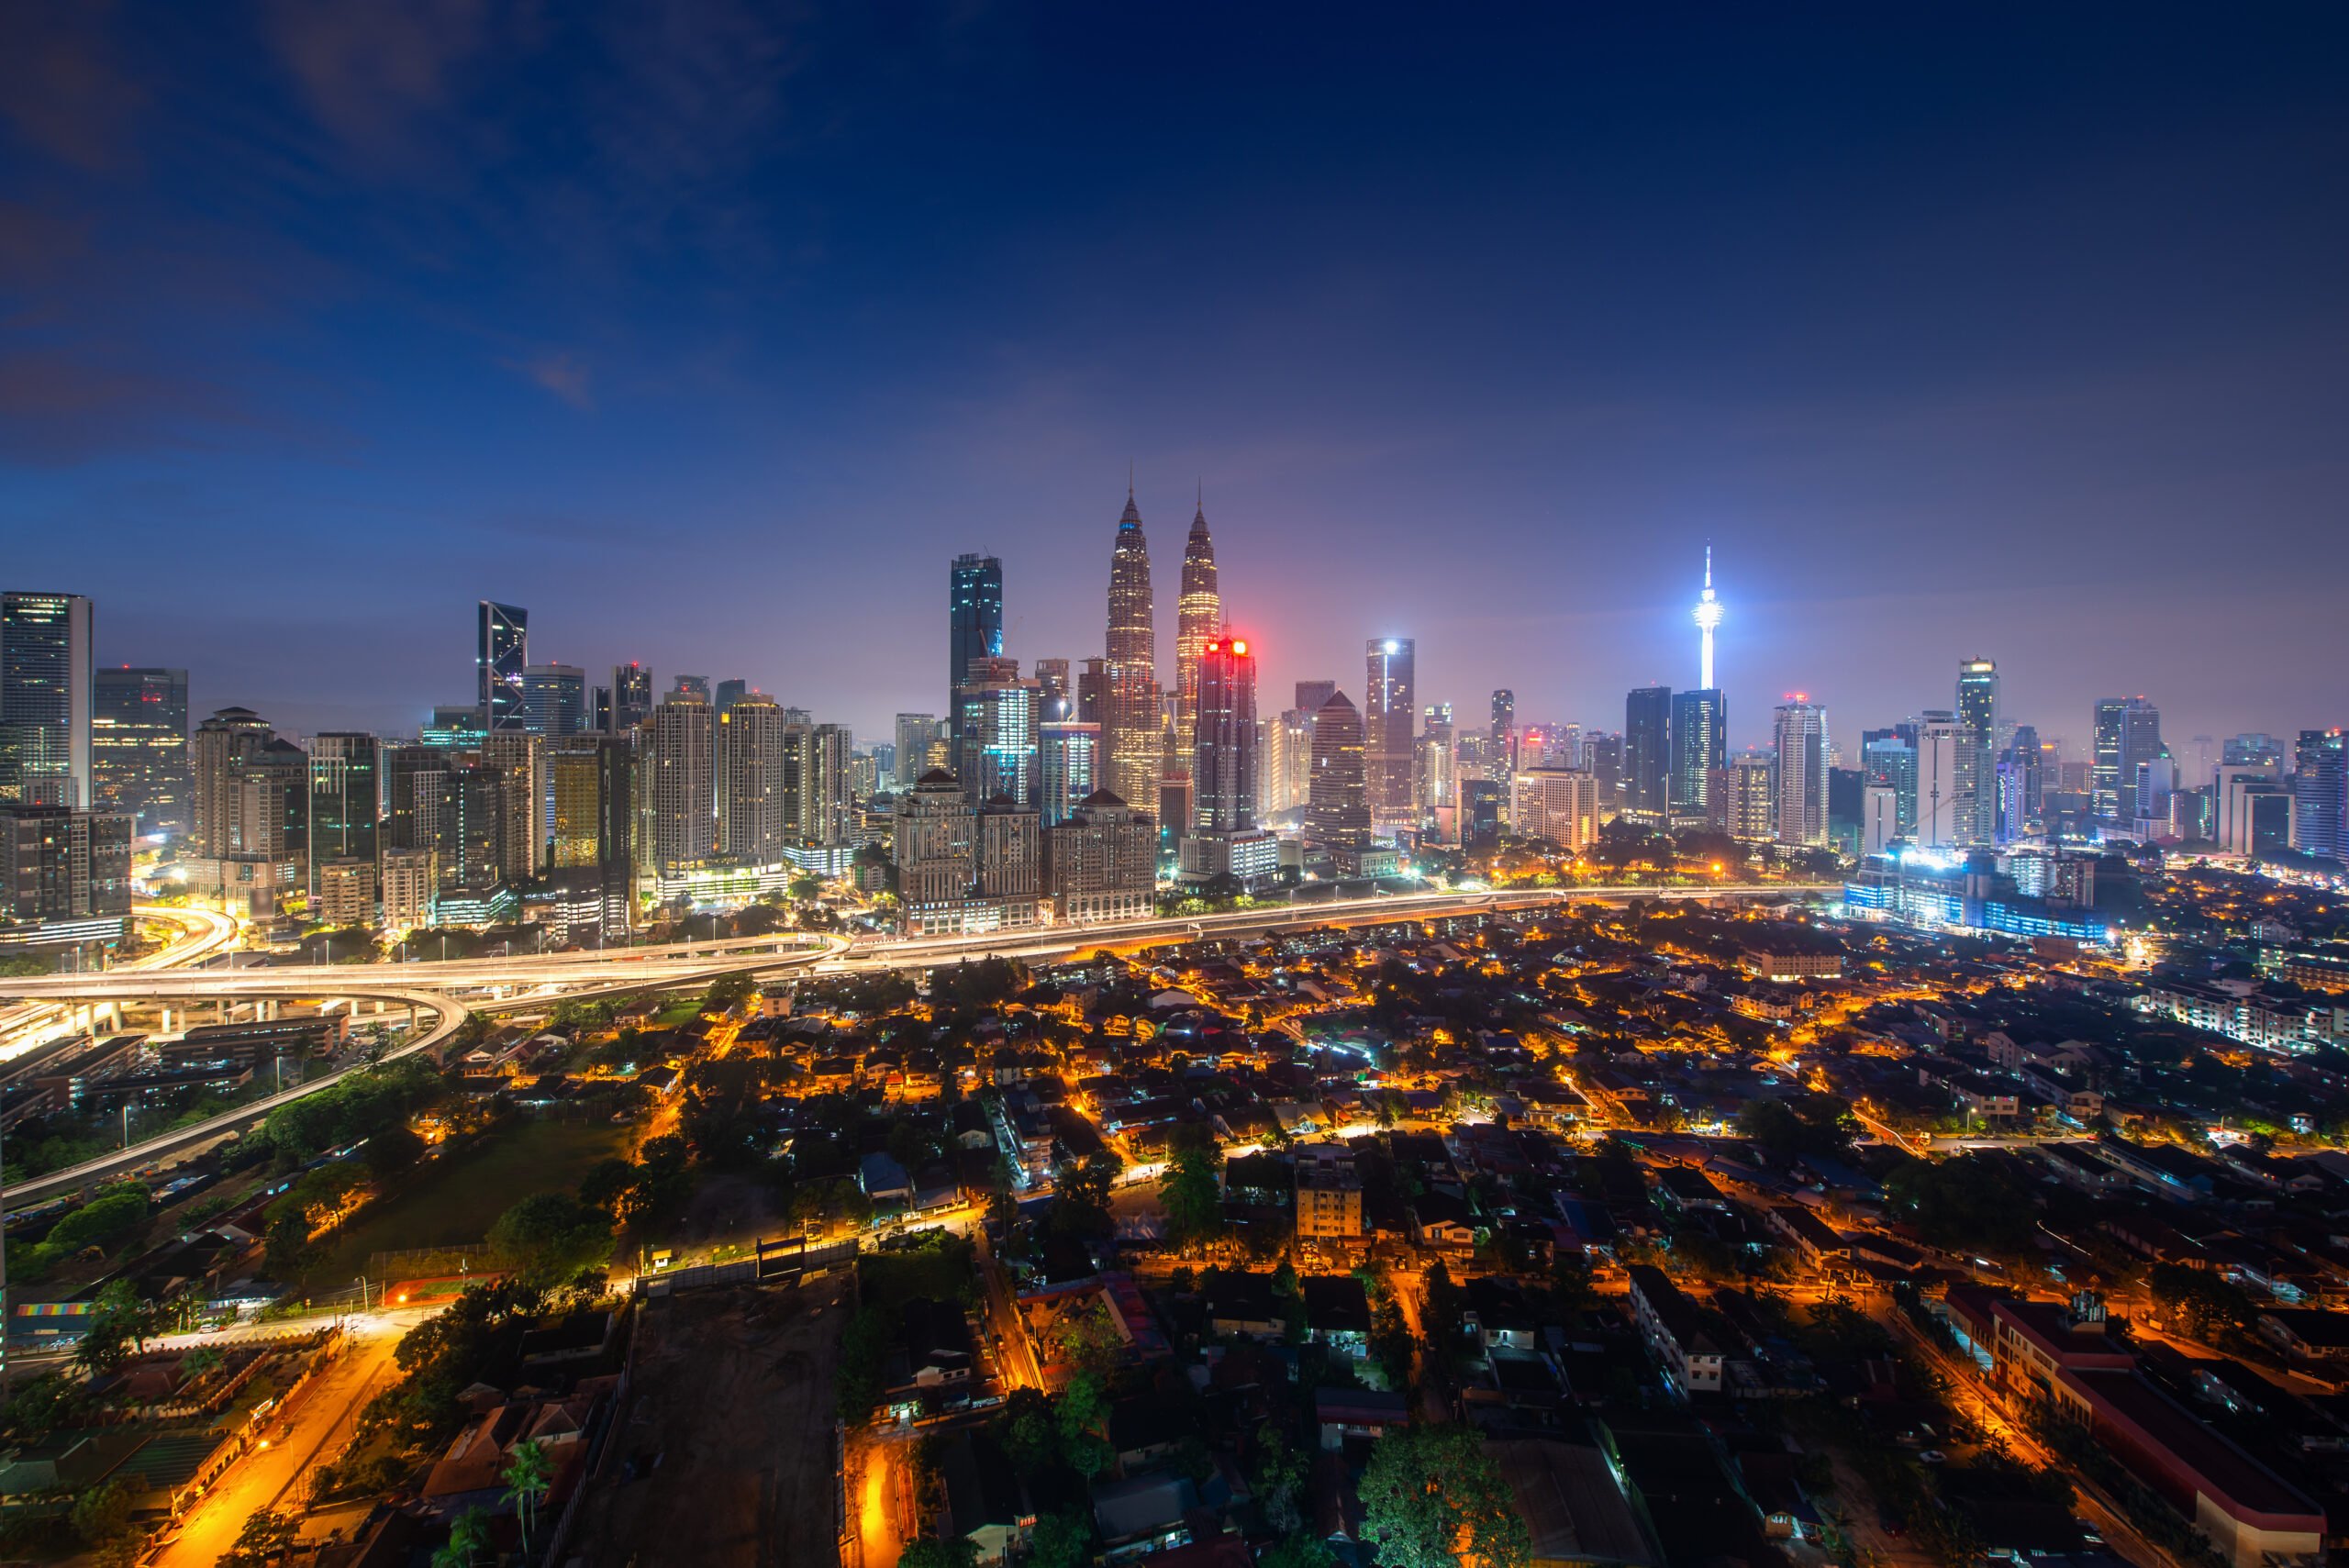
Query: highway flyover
[[0, 882, 1832, 1207]]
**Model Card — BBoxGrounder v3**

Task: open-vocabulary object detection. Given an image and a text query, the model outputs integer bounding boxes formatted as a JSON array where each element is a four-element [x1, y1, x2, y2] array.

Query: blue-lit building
[[1842, 851, 2110, 942]]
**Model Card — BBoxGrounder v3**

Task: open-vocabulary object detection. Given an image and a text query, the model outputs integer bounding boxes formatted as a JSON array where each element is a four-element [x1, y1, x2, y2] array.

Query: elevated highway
[[0, 883, 1832, 1207]]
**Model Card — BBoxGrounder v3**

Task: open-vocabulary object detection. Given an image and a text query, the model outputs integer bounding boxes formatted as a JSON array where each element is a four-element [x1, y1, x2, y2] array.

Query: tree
[[1160, 1140, 1225, 1250], [1358, 1426, 1531, 1568], [897, 1542, 979, 1568], [487, 1193, 613, 1285], [72, 1479, 134, 1548], [364, 1123, 428, 1178], [1260, 1535, 1339, 1568], [1026, 1510, 1094, 1568], [1051, 1150, 1120, 1237], [504, 1438, 553, 1555], [1254, 1424, 1310, 1536], [2151, 1262, 2258, 1345], [433, 1507, 494, 1568], [221, 1508, 297, 1566], [75, 1280, 161, 1373]]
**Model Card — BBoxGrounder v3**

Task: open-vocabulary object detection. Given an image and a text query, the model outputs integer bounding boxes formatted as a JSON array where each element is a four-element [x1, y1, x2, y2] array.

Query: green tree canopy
[[487, 1193, 613, 1284], [1358, 1425, 1530, 1568]]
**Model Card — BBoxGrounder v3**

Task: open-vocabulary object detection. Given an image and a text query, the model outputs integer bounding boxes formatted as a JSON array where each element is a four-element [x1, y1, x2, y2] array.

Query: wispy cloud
[[505, 351, 595, 410]]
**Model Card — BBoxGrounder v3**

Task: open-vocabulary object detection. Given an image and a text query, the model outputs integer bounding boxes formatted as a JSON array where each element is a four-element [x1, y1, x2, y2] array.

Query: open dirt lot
[[576, 1274, 850, 1567]]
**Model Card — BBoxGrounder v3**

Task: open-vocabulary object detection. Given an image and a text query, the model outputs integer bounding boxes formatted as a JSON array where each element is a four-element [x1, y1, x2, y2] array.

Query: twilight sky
[[3, 5, 2344, 754]]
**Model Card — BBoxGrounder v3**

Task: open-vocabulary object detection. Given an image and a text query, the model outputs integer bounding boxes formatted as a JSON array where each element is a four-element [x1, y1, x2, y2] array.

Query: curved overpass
[[1, 933, 850, 1209], [0, 884, 1831, 1207]]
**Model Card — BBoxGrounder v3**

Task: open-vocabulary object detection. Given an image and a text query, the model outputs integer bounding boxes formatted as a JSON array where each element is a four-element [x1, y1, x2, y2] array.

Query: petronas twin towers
[[1100, 487, 1220, 819]]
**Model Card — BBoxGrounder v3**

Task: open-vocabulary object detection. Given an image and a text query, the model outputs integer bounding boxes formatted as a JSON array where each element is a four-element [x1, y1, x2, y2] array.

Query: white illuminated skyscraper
[[1692, 546, 1722, 691]]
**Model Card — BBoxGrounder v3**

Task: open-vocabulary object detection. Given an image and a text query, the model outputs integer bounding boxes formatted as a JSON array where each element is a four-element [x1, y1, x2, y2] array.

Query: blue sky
[[3, 4, 2344, 752]]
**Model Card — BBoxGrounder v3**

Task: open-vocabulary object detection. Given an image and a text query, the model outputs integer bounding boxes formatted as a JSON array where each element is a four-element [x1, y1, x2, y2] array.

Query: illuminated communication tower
[[1693, 545, 1722, 690]]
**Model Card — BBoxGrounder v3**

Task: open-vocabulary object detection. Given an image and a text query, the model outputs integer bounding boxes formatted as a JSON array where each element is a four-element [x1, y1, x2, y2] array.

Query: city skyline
[[3, 9, 2343, 747]]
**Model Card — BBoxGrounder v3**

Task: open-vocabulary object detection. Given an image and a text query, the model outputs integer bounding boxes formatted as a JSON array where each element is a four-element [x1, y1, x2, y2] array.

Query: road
[[2, 884, 1836, 1207], [0, 903, 239, 1059], [149, 1321, 405, 1568]]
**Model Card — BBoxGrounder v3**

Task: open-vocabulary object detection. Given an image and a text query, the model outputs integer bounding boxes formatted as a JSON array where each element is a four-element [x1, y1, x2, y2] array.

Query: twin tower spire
[[1101, 484, 1220, 816]]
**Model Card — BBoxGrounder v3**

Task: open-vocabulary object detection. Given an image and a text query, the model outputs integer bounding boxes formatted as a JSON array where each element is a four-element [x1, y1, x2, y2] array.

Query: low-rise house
[[1625, 1264, 1725, 1396]]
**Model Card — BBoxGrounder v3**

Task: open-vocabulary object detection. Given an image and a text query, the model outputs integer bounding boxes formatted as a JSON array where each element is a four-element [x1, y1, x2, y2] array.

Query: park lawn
[[652, 997, 707, 1028], [304, 1118, 630, 1289]]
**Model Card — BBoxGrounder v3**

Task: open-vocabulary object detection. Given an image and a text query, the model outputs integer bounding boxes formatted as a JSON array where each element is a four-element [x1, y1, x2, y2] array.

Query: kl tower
[[1693, 544, 1722, 689]]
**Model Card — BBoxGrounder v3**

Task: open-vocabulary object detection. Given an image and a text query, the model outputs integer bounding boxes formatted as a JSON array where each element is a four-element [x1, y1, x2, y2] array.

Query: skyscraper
[[1174, 501, 1221, 770], [894, 714, 938, 789], [306, 732, 381, 896], [610, 662, 653, 732], [1862, 736, 1919, 836], [1916, 711, 1962, 850], [1624, 685, 1671, 824], [1192, 634, 1257, 834], [2293, 729, 2346, 863], [950, 553, 1005, 709], [953, 658, 1041, 806], [1040, 720, 1100, 828], [1954, 659, 1998, 845], [1669, 688, 1726, 818], [1033, 658, 1073, 722], [480, 732, 543, 883], [1491, 689, 1517, 774], [1363, 639, 1416, 823], [1771, 699, 1831, 848], [477, 600, 528, 733], [523, 664, 588, 736], [1306, 691, 1369, 850], [1692, 546, 1723, 691], [0, 591, 95, 808], [1103, 489, 1161, 815], [188, 706, 273, 860], [2091, 697, 2161, 820], [718, 693, 787, 862], [92, 666, 189, 836], [714, 679, 749, 714]]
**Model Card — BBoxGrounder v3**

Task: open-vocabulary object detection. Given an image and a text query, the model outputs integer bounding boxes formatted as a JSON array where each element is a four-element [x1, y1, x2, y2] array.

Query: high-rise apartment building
[[610, 662, 653, 732], [895, 771, 977, 935], [718, 693, 787, 862], [523, 664, 587, 736], [950, 553, 1005, 710], [1174, 504, 1220, 772], [1771, 700, 1831, 848], [646, 694, 715, 873], [1306, 692, 1369, 850], [1103, 491, 1162, 817], [784, 721, 853, 846], [477, 600, 529, 733], [1363, 639, 1416, 823], [1669, 688, 1726, 818], [0, 591, 95, 808], [306, 732, 381, 897], [1510, 768, 1600, 851], [1040, 721, 1101, 828], [92, 665, 189, 836], [894, 715, 938, 791], [1624, 686, 1671, 824]]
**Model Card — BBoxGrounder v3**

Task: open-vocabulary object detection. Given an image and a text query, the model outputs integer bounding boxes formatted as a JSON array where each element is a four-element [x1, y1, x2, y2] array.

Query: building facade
[[92, 665, 189, 836]]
